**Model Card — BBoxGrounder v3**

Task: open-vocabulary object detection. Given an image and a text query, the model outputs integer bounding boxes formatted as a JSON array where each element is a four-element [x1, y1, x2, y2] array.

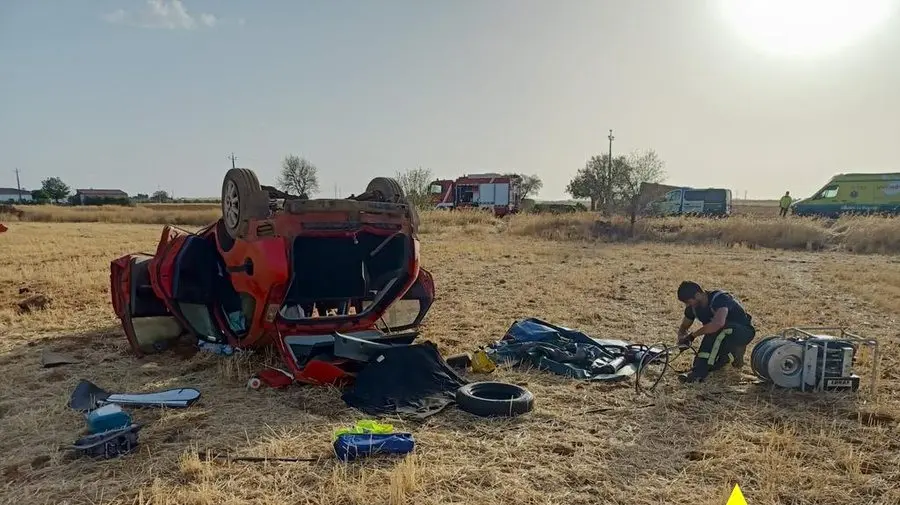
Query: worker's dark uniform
[[684, 290, 756, 380]]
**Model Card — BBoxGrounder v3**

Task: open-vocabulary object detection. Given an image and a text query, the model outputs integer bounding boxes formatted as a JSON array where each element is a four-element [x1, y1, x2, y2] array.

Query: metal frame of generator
[[750, 327, 880, 394]]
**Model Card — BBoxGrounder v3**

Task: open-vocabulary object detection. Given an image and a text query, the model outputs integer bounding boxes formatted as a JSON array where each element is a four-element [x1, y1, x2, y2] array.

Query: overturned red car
[[110, 168, 434, 385]]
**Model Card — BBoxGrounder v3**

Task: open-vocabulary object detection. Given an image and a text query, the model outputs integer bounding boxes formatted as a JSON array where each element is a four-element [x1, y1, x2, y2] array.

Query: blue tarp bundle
[[333, 433, 415, 462], [486, 318, 638, 381]]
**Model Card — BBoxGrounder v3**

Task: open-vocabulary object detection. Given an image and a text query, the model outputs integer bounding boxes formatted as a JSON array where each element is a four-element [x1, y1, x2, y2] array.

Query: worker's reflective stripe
[[707, 328, 731, 365], [697, 352, 710, 359]]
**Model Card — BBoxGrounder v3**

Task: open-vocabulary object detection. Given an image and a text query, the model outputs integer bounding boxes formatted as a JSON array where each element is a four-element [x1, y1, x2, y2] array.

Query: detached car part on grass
[[110, 168, 434, 386], [68, 380, 202, 411]]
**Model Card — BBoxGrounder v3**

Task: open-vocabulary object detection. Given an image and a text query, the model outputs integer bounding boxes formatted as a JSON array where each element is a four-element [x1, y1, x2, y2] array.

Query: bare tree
[[395, 167, 434, 209], [277, 154, 320, 197], [504, 173, 543, 200], [623, 148, 666, 231]]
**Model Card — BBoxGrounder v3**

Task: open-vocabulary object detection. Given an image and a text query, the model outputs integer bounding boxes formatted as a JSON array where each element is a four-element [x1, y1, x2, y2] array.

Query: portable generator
[[750, 327, 879, 393]]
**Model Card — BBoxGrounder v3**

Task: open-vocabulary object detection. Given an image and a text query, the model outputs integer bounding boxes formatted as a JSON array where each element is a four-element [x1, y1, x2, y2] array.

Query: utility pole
[[14, 168, 22, 203], [607, 129, 615, 214], [228, 153, 237, 169]]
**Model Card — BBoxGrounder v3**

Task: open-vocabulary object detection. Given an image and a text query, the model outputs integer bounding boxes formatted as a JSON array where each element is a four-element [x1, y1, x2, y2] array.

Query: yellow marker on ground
[[726, 484, 747, 505]]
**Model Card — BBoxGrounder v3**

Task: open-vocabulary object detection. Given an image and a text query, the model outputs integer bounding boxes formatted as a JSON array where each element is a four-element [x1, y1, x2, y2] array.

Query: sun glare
[[718, 0, 896, 57]]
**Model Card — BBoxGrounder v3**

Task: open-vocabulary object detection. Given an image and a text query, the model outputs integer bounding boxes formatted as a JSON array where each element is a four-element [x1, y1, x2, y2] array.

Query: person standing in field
[[779, 191, 792, 217]]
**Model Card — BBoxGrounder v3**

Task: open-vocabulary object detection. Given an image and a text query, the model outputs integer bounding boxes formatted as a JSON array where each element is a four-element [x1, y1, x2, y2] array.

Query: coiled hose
[[633, 342, 697, 395]]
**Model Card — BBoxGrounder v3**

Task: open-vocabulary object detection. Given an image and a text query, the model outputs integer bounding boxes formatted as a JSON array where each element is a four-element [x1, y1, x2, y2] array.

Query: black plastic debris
[[72, 424, 142, 459], [342, 341, 467, 419]]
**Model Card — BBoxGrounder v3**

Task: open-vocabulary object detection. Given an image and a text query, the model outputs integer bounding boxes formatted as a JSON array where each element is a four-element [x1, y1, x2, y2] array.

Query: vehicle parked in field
[[110, 169, 433, 386], [791, 172, 900, 218], [429, 173, 523, 216], [645, 187, 732, 217]]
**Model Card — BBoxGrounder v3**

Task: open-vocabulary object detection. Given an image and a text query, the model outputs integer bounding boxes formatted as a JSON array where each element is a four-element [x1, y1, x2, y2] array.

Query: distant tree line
[[17, 148, 665, 219]]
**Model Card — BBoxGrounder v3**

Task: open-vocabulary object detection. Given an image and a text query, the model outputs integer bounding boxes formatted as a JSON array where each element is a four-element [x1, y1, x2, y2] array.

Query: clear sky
[[2, 1, 899, 200]]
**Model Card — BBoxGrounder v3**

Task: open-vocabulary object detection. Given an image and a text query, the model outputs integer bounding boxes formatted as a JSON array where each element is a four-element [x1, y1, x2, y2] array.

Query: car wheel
[[365, 177, 420, 234], [222, 168, 263, 239], [455, 381, 534, 417], [365, 177, 404, 203], [215, 219, 236, 252]]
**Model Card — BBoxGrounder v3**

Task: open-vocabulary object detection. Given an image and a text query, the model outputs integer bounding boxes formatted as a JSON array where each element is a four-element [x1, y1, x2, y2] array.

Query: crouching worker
[[675, 281, 756, 383]]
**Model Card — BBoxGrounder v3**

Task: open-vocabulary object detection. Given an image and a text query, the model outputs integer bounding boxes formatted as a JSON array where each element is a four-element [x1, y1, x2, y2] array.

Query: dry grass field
[[1, 209, 899, 505], [4, 203, 900, 254]]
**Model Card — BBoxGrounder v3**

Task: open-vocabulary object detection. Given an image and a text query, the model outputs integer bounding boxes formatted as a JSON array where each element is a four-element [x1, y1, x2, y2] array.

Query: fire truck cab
[[429, 173, 522, 217]]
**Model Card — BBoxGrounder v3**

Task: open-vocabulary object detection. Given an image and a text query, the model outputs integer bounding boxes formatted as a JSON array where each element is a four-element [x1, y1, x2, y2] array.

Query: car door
[[681, 190, 705, 214], [110, 252, 185, 356], [373, 266, 435, 335], [148, 225, 236, 344]]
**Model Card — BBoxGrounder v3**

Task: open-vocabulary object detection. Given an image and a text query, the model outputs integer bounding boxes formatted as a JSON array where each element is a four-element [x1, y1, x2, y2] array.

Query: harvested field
[[3, 205, 899, 254], [1, 220, 898, 505]]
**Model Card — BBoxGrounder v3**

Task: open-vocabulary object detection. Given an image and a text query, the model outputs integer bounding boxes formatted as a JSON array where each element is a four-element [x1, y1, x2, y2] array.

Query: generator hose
[[634, 342, 697, 395]]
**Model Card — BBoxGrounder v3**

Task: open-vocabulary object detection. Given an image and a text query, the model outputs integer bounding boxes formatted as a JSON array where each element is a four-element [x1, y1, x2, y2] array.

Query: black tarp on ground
[[487, 318, 639, 381], [341, 341, 468, 420]]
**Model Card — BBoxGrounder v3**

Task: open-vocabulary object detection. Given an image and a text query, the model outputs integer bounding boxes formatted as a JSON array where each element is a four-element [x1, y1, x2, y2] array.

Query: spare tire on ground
[[455, 381, 534, 417]]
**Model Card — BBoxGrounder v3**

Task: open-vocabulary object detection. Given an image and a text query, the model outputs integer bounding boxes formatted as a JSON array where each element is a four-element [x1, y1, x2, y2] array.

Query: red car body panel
[[110, 252, 185, 357]]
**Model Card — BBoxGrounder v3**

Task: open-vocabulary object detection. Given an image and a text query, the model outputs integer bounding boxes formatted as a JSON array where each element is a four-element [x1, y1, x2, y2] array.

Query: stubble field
[[1, 210, 899, 505]]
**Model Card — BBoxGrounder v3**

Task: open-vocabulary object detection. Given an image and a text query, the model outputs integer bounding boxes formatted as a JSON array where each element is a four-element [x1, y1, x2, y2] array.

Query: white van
[[646, 188, 732, 217]]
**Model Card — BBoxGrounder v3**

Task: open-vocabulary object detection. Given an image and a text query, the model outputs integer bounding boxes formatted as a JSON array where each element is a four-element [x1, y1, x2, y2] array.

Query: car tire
[[215, 219, 236, 252], [455, 381, 534, 417], [366, 177, 420, 235], [365, 177, 404, 203], [222, 168, 263, 239]]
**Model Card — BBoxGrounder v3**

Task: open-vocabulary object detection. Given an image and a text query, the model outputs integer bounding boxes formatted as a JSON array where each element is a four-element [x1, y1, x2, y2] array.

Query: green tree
[[565, 155, 630, 213], [40, 177, 70, 204], [152, 190, 171, 202], [277, 154, 319, 197], [30, 189, 50, 203], [396, 167, 434, 209]]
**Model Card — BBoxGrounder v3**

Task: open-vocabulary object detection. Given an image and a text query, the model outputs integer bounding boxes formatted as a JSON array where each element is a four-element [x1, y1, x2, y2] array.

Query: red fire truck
[[429, 173, 523, 217]]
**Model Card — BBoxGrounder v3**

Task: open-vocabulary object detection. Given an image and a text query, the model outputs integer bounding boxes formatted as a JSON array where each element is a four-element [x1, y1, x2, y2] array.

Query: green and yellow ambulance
[[792, 172, 900, 218]]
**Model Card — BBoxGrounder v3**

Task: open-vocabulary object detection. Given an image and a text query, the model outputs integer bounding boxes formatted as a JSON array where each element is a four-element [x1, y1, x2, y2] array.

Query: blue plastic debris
[[333, 433, 415, 462], [86, 404, 132, 434]]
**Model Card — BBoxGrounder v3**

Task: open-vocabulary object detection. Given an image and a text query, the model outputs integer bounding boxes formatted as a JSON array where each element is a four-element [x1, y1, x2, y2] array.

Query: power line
[[228, 153, 238, 169]]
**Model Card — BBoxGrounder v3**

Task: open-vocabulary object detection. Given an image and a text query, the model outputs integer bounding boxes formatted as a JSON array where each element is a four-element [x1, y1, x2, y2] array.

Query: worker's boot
[[731, 345, 747, 368], [678, 372, 702, 383]]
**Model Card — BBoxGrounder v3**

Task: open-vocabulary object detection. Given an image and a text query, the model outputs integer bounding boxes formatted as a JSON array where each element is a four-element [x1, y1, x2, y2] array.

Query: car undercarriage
[[110, 168, 433, 386]]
